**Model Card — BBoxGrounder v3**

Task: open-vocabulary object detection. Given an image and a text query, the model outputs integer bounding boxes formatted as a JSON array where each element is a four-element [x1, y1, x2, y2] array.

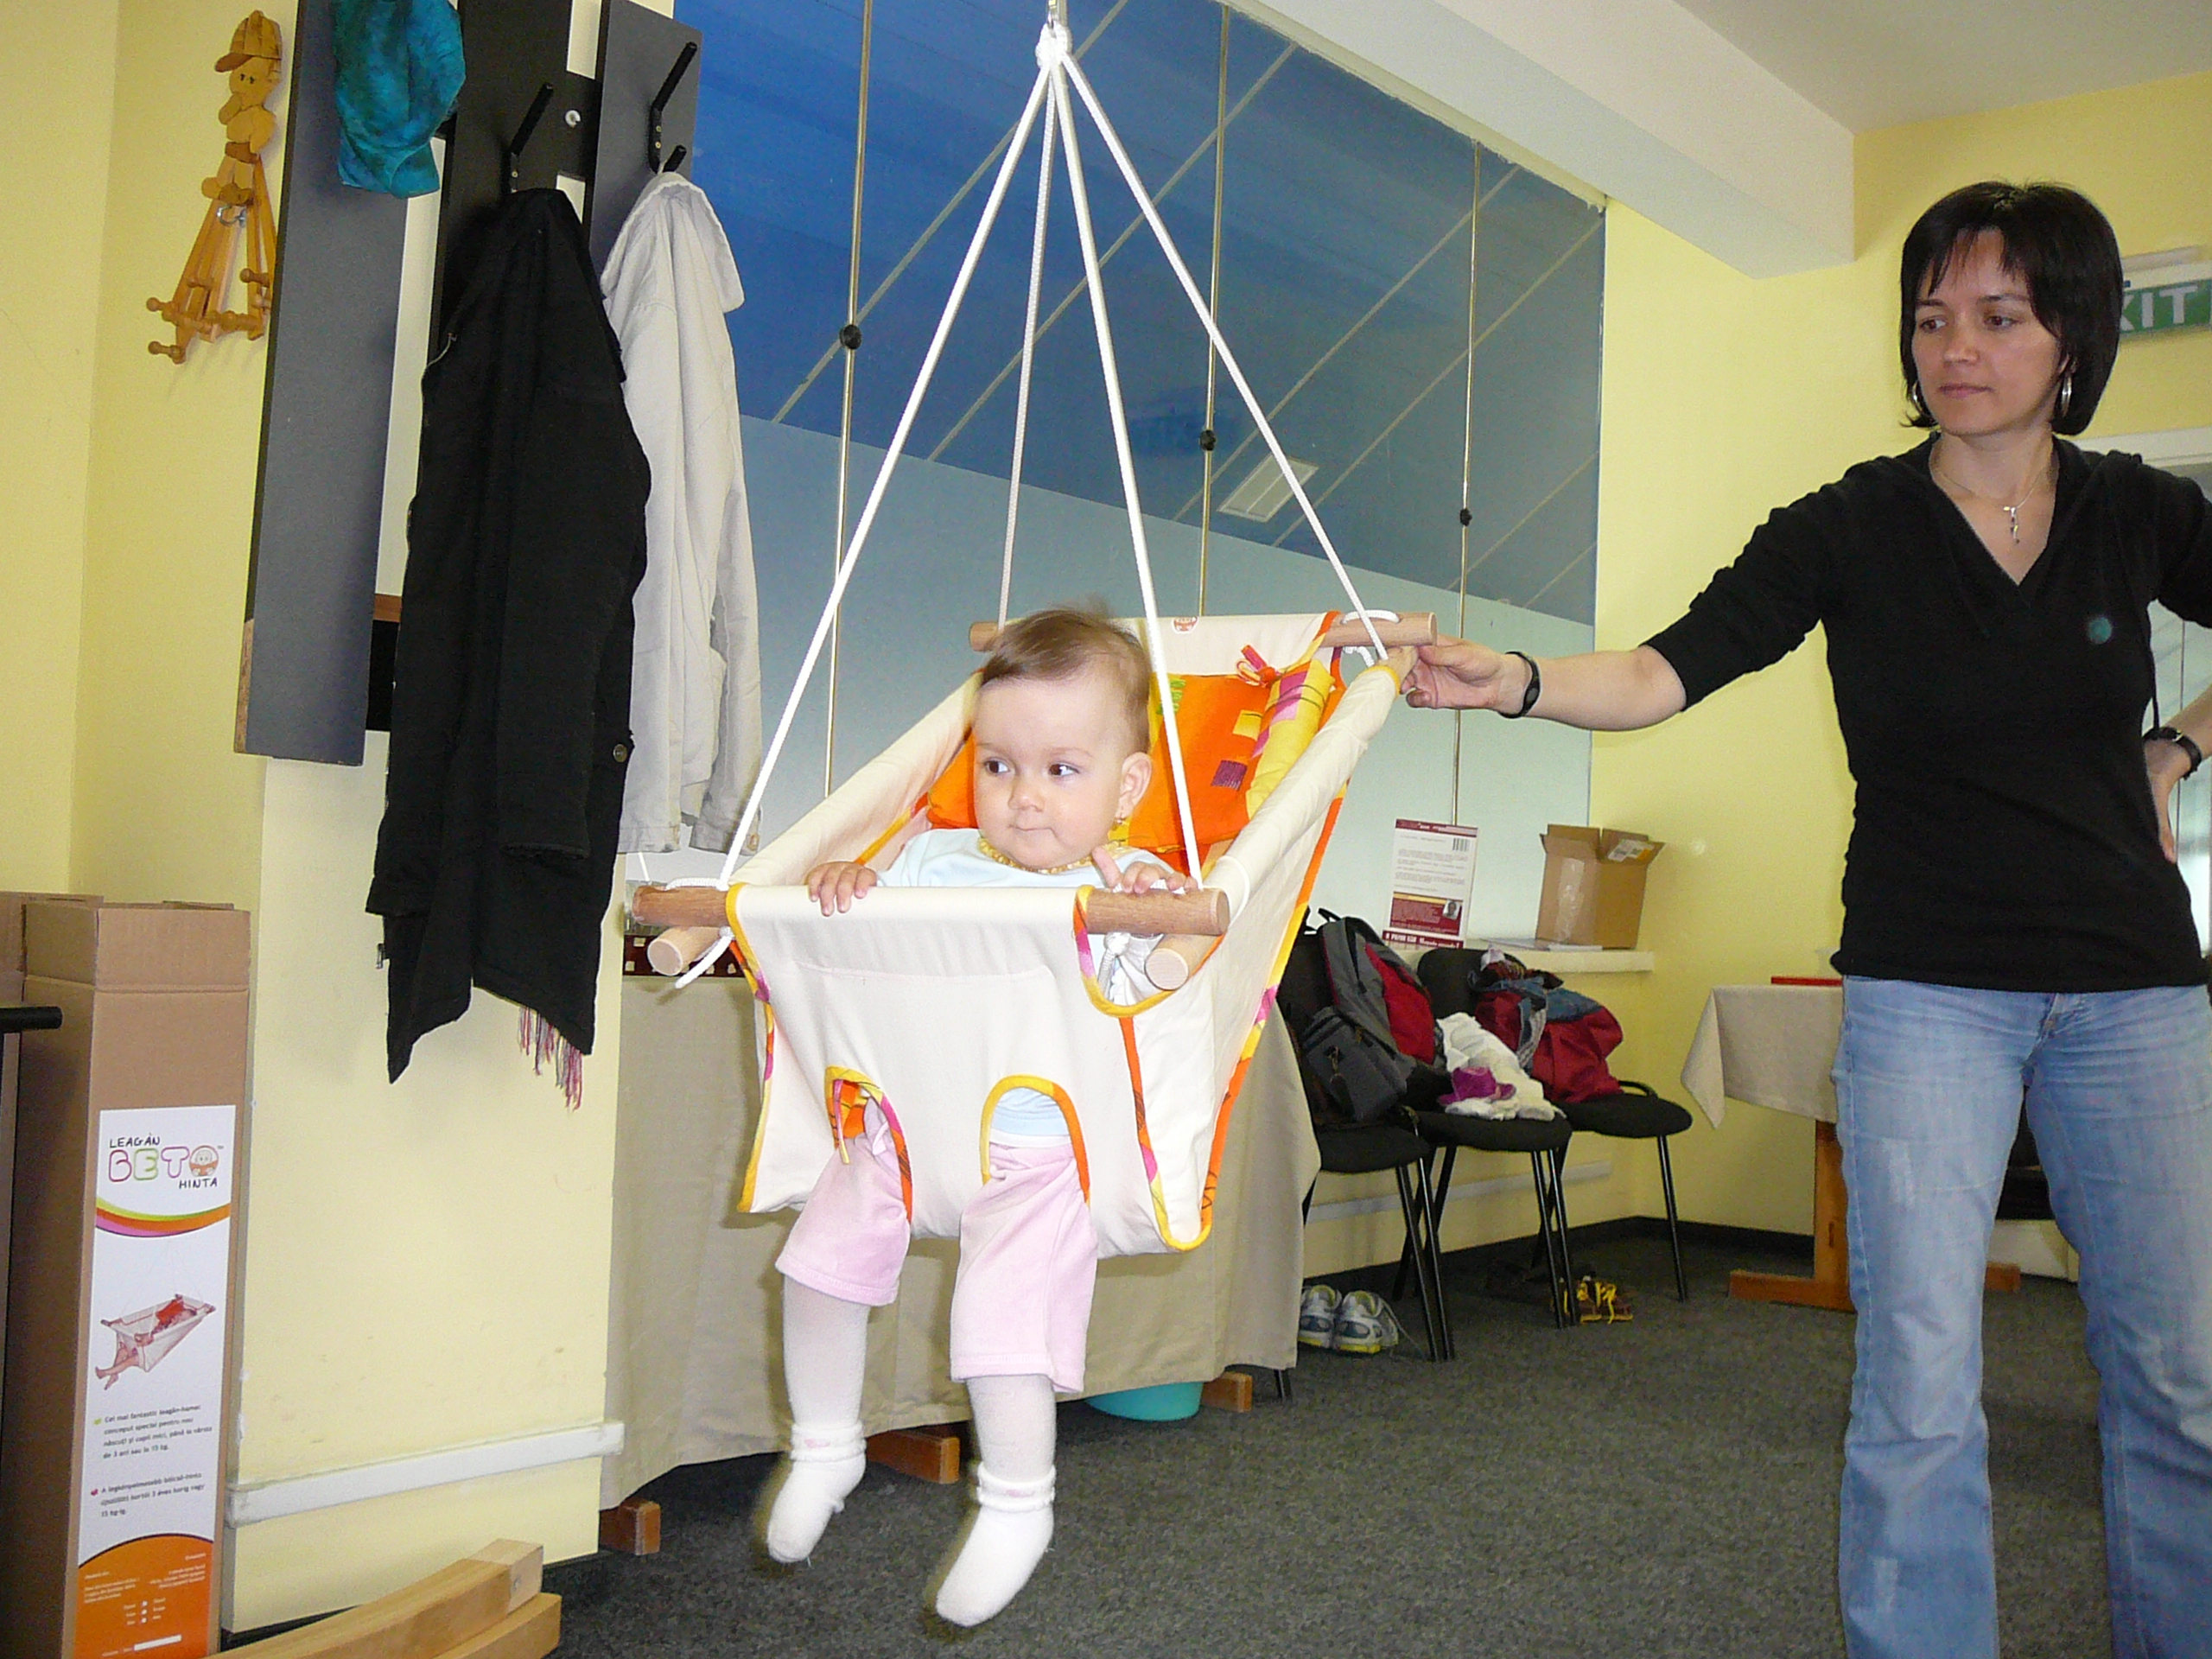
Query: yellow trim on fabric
[[854, 810, 912, 869], [1161, 787, 1351, 1252], [826, 1067, 912, 1218], [1070, 890, 1181, 1017], [726, 887, 780, 1214], [979, 1076, 1091, 1203]]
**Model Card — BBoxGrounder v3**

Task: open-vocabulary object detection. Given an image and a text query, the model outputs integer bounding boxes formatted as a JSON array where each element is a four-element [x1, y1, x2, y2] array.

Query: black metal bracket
[[587, 0, 703, 270], [503, 79, 556, 193], [430, 0, 603, 342], [648, 41, 698, 169]]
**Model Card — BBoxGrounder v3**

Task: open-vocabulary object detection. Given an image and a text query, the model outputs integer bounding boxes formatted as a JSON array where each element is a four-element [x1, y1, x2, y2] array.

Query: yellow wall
[[0, 2, 118, 892], [232, 750, 623, 1629], [71, 0, 276, 914], [1593, 70, 2212, 1232]]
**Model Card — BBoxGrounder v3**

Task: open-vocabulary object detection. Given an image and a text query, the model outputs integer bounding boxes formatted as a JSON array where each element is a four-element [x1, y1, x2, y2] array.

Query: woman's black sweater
[[1646, 438, 2212, 992]]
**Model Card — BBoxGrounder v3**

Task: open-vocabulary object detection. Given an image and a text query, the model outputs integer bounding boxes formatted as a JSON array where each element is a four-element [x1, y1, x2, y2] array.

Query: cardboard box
[[0, 892, 100, 1005], [2, 902, 250, 1659], [1535, 825, 1664, 950]]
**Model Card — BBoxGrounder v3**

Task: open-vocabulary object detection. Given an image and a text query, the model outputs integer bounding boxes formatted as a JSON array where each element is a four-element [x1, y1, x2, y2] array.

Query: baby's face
[[972, 669, 1151, 871]]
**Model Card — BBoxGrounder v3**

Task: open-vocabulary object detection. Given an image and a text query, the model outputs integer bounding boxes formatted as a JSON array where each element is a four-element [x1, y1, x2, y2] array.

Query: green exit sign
[[2122, 260, 2212, 340]]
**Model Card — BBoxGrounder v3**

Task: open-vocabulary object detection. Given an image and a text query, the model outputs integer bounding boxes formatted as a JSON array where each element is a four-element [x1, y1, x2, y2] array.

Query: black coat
[[369, 190, 650, 1081]]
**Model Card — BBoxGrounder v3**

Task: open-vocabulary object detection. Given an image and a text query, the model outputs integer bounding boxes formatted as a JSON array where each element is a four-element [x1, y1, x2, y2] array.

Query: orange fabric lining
[[920, 661, 1338, 874]]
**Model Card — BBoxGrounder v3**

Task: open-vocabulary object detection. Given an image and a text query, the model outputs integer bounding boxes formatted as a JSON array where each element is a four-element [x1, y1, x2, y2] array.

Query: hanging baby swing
[[631, 6, 1434, 1258]]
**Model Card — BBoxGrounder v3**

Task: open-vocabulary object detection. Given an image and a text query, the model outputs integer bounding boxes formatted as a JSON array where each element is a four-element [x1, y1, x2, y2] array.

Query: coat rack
[[238, 0, 703, 764]]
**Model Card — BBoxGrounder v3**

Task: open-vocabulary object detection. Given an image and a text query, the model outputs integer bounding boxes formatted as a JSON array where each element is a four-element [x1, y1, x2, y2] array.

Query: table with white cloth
[[601, 972, 1322, 1508], [1681, 982, 2021, 1312]]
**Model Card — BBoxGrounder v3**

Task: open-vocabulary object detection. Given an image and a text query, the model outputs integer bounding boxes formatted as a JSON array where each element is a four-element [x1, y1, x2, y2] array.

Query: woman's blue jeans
[[1834, 978, 2212, 1659]]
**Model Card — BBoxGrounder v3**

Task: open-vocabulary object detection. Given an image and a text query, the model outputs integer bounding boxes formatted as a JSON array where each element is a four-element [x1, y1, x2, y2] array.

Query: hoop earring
[[2056, 372, 2074, 422], [1907, 378, 1931, 421]]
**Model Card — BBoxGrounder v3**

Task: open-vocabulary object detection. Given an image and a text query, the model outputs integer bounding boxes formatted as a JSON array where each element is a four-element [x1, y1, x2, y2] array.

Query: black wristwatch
[[1501, 652, 1541, 719], [2146, 725, 2203, 777]]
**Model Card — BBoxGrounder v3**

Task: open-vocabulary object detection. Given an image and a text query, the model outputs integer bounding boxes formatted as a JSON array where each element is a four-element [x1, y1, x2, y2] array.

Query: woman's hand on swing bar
[[1403, 637, 1524, 712], [1090, 847, 1196, 896], [805, 860, 880, 913]]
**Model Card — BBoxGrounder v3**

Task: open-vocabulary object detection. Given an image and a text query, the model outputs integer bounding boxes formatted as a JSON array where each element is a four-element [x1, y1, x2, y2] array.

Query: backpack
[[1278, 912, 1445, 1127]]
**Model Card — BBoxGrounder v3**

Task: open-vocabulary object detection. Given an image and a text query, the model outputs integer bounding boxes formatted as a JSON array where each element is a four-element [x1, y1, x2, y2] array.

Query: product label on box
[[75, 1104, 234, 1659], [1387, 819, 1479, 949]]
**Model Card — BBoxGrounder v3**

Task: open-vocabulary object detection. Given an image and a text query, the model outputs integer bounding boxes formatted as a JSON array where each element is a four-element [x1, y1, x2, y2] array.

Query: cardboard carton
[[1535, 825, 1664, 950], [0, 892, 100, 1004], [3, 902, 250, 1659]]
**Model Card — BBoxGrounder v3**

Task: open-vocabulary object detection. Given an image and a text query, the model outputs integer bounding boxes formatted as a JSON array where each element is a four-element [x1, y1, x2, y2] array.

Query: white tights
[[766, 1282, 1058, 1625]]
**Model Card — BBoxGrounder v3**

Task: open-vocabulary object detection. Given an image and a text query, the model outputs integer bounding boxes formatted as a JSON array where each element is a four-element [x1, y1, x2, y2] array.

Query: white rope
[[715, 58, 1055, 886], [998, 102, 1057, 627], [1047, 46, 1203, 867], [1058, 54, 1388, 662]]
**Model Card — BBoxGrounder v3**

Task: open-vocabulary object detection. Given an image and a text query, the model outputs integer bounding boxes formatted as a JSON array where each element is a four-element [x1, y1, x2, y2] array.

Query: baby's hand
[[804, 861, 880, 913], [1090, 847, 1196, 896]]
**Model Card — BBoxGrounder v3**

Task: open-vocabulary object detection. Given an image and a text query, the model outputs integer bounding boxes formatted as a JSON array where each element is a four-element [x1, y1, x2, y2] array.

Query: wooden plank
[[867, 1426, 963, 1484], [597, 1497, 661, 1555], [631, 881, 1230, 938], [1985, 1262, 2024, 1294], [467, 1541, 543, 1619], [1728, 1268, 1853, 1312], [1200, 1370, 1253, 1412], [437, 1594, 560, 1659], [225, 1541, 542, 1659]]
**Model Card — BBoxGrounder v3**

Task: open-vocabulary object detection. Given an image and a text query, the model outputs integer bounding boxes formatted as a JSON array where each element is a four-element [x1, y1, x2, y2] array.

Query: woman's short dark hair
[[1898, 181, 2124, 436]]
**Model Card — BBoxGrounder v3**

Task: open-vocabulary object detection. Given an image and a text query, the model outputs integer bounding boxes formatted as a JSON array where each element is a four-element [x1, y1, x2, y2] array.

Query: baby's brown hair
[[978, 605, 1153, 756]]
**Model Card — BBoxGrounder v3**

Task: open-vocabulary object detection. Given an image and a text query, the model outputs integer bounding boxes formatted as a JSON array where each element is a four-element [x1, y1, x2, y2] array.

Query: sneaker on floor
[[1298, 1283, 1341, 1349], [1332, 1290, 1402, 1355]]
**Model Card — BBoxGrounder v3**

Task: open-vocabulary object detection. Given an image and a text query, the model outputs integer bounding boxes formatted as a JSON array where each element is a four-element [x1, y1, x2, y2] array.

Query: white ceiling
[[1671, 0, 2212, 132]]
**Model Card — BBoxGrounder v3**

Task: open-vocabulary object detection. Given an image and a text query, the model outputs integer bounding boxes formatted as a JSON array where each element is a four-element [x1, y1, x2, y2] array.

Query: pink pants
[[777, 1116, 1099, 1394]]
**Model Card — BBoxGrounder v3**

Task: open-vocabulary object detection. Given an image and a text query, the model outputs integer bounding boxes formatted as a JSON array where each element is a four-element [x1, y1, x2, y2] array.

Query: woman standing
[[1409, 181, 2212, 1659]]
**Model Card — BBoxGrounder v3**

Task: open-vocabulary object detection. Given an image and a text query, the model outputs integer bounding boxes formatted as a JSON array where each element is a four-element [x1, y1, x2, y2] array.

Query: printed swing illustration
[[631, 10, 1433, 1257], [97, 1295, 218, 1388]]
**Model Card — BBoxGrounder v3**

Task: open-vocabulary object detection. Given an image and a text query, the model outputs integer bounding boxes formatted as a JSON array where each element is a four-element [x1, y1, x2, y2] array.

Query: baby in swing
[[770, 606, 1193, 1625]]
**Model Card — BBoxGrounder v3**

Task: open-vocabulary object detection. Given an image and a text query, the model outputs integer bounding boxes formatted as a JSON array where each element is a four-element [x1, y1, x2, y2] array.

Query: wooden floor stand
[[1732, 1121, 2028, 1313], [1200, 1370, 1254, 1411], [225, 1540, 553, 1659], [598, 1496, 661, 1554], [435, 1596, 561, 1659], [867, 1423, 965, 1484]]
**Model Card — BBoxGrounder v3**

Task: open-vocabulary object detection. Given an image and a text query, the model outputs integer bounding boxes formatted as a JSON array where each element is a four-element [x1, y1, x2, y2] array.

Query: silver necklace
[[1929, 445, 2052, 545]]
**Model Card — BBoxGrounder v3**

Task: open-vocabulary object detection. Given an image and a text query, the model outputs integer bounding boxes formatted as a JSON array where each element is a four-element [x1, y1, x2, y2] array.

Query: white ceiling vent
[[1218, 455, 1318, 523]]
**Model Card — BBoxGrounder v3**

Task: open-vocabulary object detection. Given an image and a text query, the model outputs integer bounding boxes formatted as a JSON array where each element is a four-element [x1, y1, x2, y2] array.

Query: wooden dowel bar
[[631, 886, 726, 929], [967, 612, 1434, 652], [628, 883, 1230, 937], [1318, 612, 1433, 647], [645, 925, 722, 976], [1143, 933, 1220, 990], [1085, 887, 1229, 936]]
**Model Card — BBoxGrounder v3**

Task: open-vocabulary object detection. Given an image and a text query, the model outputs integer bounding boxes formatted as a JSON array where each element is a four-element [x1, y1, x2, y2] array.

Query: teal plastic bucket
[[1086, 1381, 1203, 1421]]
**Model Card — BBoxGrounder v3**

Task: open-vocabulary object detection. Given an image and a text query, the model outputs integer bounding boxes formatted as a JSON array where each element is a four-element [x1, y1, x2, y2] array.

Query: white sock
[[935, 1374, 1057, 1626], [765, 1282, 870, 1563]]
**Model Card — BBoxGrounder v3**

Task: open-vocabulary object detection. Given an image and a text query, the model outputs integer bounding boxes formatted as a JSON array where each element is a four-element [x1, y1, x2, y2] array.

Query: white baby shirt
[[881, 829, 1168, 1137]]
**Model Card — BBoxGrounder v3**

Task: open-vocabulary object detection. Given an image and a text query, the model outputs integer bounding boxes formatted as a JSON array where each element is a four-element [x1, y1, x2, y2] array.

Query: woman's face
[[1911, 231, 2065, 440]]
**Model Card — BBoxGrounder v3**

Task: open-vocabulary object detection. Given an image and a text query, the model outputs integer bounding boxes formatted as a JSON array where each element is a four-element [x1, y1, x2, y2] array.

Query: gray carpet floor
[[543, 1232, 2111, 1657]]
